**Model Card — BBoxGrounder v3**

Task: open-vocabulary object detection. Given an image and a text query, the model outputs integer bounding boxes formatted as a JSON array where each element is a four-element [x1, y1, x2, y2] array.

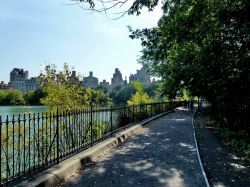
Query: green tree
[[129, 0, 249, 129], [109, 84, 136, 106], [127, 81, 154, 105], [39, 63, 111, 111], [39, 64, 84, 112], [5, 90, 25, 105], [0, 90, 8, 105], [81, 87, 112, 107], [24, 88, 47, 105]]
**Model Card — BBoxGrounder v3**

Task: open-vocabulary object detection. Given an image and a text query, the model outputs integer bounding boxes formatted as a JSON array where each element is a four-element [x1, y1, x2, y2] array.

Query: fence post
[[0, 116, 2, 182], [56, 109, 59, 164], [140, 104, 142, 120], [110, 106, 113, 136], [132, 105, 135, 122], [90, 105, 93, 146]]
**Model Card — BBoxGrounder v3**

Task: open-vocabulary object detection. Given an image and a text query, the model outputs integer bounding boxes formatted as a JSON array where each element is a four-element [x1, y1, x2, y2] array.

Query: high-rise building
[[111, 68, 124, 87], [70, 70, 81, 84], [99, 79, 110, 89], [83, 71, 98, 88], [129, 66, 151, 84], [25, 77, 39, 92], [9, 68, 39, 93]]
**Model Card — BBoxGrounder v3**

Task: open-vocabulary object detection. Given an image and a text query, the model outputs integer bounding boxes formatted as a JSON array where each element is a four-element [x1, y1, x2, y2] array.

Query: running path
[[62, 108, 206, 187]]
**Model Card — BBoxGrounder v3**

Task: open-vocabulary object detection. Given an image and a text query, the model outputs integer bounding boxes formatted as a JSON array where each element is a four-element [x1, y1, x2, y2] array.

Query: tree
[[5, 90, 25, 105], [39, 64, 85, 111], [24, 88, 47, 105], [127, 81, 154, 105], [71, 0, 159, 18], [129, 0, 249, 128], [81, 87, 112, 107], [39, 63, 110, 111], [109, 84, 136, 106], [0, 90, 8, 105]]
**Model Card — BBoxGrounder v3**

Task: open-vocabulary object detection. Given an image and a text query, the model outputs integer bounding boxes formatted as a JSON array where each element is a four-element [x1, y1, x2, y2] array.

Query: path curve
[[62, 109, 206, 187]]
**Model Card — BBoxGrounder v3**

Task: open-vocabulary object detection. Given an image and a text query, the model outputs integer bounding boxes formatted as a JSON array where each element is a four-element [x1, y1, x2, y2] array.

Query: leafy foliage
[[127, 81, 154, 105], [130, 0, 250, 129], [38, 63, 110, 111], [109, 84, 136, 106], [39, 64, 84, 111], [0, 89, 25, 105], [81, 87, 112, 107], [24, 88, 47, 105]]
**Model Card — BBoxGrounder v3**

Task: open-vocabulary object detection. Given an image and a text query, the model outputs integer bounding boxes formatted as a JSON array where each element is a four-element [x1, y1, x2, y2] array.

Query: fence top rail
[[0, 101, 181, 124]]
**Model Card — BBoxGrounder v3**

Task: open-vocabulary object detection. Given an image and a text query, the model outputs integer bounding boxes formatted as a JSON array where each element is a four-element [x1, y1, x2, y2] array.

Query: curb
[[192, 110, 210, 187], [17, 110, 174, 187]]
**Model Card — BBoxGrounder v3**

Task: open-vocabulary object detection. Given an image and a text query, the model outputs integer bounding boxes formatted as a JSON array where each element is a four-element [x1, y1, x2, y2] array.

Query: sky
[[0, 0, 163, 83]]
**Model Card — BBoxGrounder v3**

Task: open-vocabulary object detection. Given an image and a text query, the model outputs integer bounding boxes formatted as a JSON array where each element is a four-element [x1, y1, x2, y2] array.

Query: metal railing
[[0, 101, 181, 185]]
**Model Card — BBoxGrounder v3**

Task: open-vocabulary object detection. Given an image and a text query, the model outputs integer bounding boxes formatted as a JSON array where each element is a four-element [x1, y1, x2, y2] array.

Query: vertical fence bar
[[79, 110, 81, 148], [73, 110, 75, 152], [56, 109, 59, 164], [28, 114, 31, 177], [78, 110, 81, 151], [110, 106, 113, 135], [68, 111, 71, 153], [49, 112, 52, 163], [41, 113, 44, 167], [123, 105, 126, 129], [23, 114, 26, 176], [37, 113, 40, 167], [77, 110, 79, 152], [33, 113, 36, 171], [132, 105, 135, 122], [18, 114, 21, 179], [5, 117, 8, 184], [0, 116, 2, 183], [45, 112, 48, 165], [90, 105, 93, 147], [12, 115, 15, 181]]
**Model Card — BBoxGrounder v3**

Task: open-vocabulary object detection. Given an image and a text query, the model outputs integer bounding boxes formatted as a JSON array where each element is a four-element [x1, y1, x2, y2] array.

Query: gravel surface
[[194, 111, 250, 187], [61, 109, 206, 187]]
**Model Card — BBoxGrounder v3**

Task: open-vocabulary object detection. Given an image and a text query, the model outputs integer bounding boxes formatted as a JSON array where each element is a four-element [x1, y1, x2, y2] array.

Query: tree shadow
[[195, 112, 250, 187], [63, 110, 206, 187]]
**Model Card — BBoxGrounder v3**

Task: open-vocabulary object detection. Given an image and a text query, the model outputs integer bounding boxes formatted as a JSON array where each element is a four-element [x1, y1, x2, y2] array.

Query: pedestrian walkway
[[62, 108, 206, 187]]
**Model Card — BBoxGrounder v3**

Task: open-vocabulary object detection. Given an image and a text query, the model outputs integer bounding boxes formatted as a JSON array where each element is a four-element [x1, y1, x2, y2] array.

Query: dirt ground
[[194, 111, 250, 187]]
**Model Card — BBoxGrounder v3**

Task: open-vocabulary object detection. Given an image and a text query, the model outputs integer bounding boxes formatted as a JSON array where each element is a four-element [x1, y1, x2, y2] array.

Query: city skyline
[[0, 65, 150, 85], [0, 1, 162, 84], [1, 66, 151, 93]]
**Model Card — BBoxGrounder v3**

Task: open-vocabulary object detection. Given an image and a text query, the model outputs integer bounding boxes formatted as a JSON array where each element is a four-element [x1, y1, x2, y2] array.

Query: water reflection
[[0, 105, 47, 120]]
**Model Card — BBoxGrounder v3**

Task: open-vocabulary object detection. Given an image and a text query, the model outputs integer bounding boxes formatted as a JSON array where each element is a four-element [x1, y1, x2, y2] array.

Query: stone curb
[[17, 110, 174, 187]]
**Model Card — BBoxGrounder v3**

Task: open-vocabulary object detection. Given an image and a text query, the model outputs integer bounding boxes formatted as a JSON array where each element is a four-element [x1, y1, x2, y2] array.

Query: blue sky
[[0, 0, 162, 83]]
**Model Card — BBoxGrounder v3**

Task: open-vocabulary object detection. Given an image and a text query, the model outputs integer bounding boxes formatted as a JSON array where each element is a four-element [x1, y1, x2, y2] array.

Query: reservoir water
[[0, 105, 47, 121]]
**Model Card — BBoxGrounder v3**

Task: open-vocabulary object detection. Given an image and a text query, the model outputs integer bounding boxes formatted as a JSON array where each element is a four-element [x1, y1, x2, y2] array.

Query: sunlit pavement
[[62, 108, 206, 187]]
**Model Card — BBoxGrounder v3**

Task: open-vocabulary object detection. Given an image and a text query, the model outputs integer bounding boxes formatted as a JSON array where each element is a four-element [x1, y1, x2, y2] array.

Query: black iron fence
[[0, 101, 181, 185]]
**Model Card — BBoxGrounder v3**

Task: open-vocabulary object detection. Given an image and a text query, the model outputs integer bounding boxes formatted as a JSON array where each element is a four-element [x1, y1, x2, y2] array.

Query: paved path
[[62, 109, 206, 187]]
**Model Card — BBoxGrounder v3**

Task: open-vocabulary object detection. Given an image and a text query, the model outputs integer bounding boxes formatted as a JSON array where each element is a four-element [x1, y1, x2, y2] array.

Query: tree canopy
[[0, 90, 25, 105], [39, 63, 110, 112], [129, 0, 249, 128]]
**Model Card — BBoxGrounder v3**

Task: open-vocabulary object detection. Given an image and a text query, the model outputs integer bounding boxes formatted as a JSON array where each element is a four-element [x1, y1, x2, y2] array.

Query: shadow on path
[[62, 109, 205, 187], [195, 111, 250, 187]]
